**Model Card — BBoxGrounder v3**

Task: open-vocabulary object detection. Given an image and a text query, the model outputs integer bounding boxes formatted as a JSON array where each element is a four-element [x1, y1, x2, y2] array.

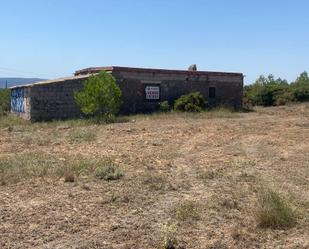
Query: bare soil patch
[[1, 105, 308, 248]]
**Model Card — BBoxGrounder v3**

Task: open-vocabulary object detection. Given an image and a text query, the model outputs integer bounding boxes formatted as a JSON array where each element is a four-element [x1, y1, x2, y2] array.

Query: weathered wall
[[114, 71, 243, 114], [11, 69, 243, 121], [29, 79, 84, 121]]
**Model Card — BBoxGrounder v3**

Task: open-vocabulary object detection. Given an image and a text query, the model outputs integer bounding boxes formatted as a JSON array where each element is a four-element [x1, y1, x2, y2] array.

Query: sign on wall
[[145, 85, 160, 101]]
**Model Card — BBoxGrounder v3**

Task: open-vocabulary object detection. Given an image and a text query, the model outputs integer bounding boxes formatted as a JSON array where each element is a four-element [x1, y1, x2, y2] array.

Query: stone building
[[10, 66, 243, 121]]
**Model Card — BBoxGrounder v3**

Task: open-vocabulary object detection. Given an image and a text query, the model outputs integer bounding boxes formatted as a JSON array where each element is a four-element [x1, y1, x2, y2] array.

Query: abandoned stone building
[[10, 66, 244, 121]]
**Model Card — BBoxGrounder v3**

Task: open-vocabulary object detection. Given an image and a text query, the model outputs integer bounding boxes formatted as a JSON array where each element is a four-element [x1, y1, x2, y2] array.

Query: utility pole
[[5, 80, 8, 89]]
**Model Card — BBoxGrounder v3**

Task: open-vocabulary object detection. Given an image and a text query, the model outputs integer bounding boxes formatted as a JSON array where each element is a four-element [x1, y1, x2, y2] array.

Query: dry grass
[[174, 200, 201, 222], [255, 188, 298, 229], [141, 173, 172, 191], [0, 154, 58, 184], [232, 157, 257, 168], [0, 103, 308, 248], [131, 107, 241, 121], [159, 223, 178, 249], [69, 128, 97, 143], [0, 154, 115, 184], [0, 114, 30, 128]]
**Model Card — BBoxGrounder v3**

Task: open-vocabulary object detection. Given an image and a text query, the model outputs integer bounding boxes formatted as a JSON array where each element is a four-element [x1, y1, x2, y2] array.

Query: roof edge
[[10, 74, 92, 89], [74, 66, 243, 77]]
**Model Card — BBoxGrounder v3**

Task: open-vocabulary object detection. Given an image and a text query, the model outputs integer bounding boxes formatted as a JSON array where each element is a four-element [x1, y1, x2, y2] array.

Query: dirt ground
[[0, 104, 308, 249]]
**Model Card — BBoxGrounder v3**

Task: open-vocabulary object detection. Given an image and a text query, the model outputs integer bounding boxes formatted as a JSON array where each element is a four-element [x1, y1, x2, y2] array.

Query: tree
[[290, 71, 309, 101], [74, 71, 122, 119], [244, 74, 290, 106], [244, 72, 309, 107], [294, 71, 309, 85], [0, 88, 11, 116]]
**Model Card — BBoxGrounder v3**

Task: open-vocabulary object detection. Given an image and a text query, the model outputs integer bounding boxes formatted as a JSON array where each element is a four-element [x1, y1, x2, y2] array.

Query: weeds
[[221, 197, 239, 209], [175, 200, 201, 222], [131, 107, 240, 121], [255, 189, 297, 229], [64, 169, 75, 182], [15, 131, 54, 146], [0, 154, 58, 184], [69, 129, 97, 143], [0, 114, 29, 128], [159, 223, 177, 249], [159, 101, 171, 112], [233, 157, 256, 168], [92, 115, 130, 124], [0, 154, 110, 184], [142, 173, 170, 191], [239, 171, 256, 182], [95, 164, 123, 181], [197, 169, 218, 181]]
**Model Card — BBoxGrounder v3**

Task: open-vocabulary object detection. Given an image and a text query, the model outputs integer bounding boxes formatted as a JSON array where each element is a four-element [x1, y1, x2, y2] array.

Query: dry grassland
[[0, 104, 308, 248]]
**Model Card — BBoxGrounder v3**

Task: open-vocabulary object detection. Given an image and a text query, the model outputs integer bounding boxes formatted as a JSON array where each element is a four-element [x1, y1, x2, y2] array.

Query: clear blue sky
[[0, 0, 308, 84]]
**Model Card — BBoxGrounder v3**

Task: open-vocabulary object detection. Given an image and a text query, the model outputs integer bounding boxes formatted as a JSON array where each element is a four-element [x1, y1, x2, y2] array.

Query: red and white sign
[[145, 86, 160, 100]]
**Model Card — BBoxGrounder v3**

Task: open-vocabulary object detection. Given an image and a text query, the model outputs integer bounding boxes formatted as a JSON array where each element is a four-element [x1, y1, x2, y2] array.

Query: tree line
[[244, 71, 309, 107]]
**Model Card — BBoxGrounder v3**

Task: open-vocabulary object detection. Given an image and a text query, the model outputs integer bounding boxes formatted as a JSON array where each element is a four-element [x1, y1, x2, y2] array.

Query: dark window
[[209, 87, 216, 98]]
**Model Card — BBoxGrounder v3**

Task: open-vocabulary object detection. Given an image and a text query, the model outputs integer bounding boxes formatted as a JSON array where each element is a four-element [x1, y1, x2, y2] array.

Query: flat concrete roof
[[75, 66, 243, 77], [10, 66, 243, 89]]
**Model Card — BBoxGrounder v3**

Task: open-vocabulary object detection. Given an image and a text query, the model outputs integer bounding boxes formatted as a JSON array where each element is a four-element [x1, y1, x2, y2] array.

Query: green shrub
[[274, 90, 295, 106], [95, 164, 123, 181], [255, 189, 297, 229], [159, 101, 170, 112], [174, 92, 206, 112], [245, 72, 309, 107], [74, 71, 122, 120], [0, 89, 10, 116], [291, 86, 309, 102], [244, 76, 289, 107], [290, 72, 309, 101]]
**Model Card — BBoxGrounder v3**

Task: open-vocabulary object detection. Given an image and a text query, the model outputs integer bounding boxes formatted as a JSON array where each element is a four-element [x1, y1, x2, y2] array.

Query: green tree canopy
[[74, 71, 122, 118], [244, 74, 289, 106], [294, 71, 309, 85], [290, 71, 309, 101], [244, 72, 309, 107]]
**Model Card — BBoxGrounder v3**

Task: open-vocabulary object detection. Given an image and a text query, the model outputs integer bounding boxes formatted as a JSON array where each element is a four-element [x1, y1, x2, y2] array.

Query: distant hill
[[0, 78, 46, 88]]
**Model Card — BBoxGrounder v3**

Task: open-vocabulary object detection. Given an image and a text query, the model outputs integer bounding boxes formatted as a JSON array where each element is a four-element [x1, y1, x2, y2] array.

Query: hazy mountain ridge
[[0, 78, 46, 88]]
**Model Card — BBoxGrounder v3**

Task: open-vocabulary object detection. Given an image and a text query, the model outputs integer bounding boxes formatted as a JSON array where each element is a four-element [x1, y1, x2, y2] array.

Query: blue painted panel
[[11, 88, 25, 113]]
